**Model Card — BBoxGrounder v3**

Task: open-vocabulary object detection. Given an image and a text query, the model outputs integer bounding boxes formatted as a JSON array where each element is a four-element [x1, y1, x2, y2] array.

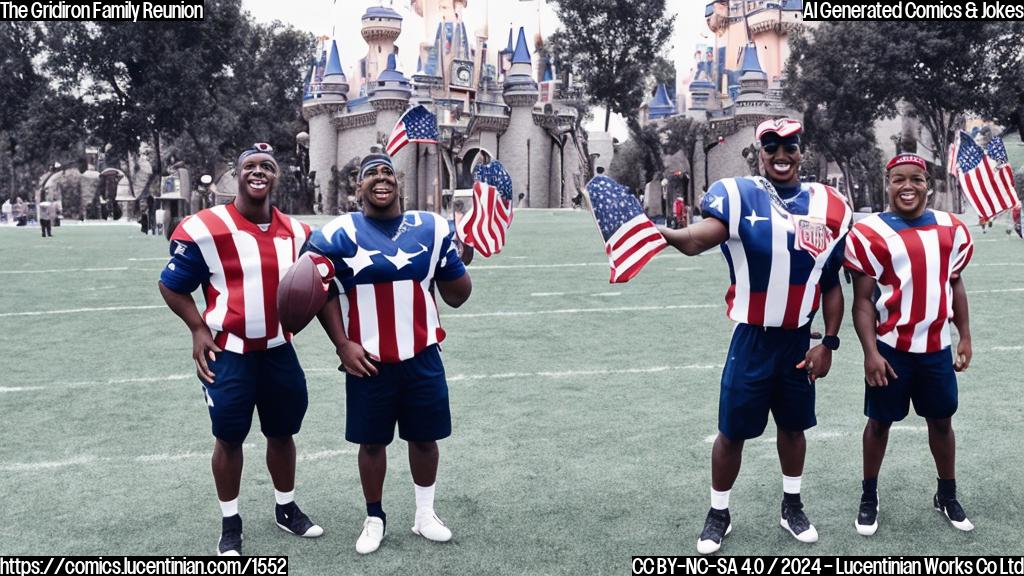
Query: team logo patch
[[173, 241, 188, 256], [792, 215, 831, 258]]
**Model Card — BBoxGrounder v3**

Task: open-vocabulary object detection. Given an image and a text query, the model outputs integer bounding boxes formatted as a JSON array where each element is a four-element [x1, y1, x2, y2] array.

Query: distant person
[[148, 198, 158, 235], [845, 153, 976, 536], [14, 197, 27, 226], [39, 200, 54, 237], [139, 200, 151, 234], [158, 143, 323, 556], [673, 195, 687, 229], [1, 199, 11, 224], [517, 192, 527, 209]]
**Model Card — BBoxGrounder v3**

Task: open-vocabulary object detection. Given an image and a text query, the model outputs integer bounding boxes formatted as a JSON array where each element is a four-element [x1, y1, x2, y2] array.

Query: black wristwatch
[[822, 335, 840, 351]]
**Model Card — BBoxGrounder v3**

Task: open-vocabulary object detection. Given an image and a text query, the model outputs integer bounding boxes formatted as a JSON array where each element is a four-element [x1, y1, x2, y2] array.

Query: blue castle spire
[[512, 27, 531, 65], [648, 84, 676, 120], [325, 40, 345, 80], [739, 43, 764, 75]]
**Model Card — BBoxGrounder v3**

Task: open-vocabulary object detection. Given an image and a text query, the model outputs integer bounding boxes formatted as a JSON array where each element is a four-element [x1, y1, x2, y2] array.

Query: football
[[277, 252, 335, 334]]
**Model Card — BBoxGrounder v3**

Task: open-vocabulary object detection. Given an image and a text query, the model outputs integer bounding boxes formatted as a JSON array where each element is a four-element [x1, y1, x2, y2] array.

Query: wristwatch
[[822, 335, 840, 351]]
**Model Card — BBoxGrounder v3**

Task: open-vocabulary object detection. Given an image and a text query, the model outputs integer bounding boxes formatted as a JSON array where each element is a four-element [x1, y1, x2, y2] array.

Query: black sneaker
[[218, 515, 243, 556], [276, 502, 325, 538], [934, 493, 975, 531], [780, 500, 818, 543], [696, 508, 732, 554], [855, 497, 879, 536]]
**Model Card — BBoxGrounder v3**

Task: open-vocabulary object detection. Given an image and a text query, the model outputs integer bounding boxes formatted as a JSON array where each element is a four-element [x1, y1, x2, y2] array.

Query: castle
[[301, 0, 589, 214]]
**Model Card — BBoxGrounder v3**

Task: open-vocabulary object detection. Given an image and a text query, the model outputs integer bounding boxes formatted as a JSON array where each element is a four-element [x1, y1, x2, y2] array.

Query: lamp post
[[703, 135, 724, 194], [295, 131, 313, 214]]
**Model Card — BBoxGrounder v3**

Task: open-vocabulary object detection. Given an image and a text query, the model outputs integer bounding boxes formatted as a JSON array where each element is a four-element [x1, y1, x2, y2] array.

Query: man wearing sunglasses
[[159, 143, 324, 556], [659, 119, 852, 554]]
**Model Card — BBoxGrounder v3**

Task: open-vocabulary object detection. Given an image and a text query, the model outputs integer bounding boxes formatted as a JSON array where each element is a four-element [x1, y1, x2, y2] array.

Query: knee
[[215, 439, 244, 456], [361, 444, 386, 458], [778, 429, 805, 443], [865, 419, 891, 438], [409, 441, 438, 455], [928, 418, 953, 436], [715, 434, 744, 453], [265, 435, 293, 449]]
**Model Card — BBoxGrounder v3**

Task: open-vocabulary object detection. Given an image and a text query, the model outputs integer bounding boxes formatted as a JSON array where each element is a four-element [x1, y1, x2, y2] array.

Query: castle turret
[[361, 6, 402, 85], [303, 39, 349, 215], [734, 43, 770, 116], [368, 54, 417, 210], [687, 68, 715, 116], [500, 27, 550, 208], [648, 84, 676, 121]]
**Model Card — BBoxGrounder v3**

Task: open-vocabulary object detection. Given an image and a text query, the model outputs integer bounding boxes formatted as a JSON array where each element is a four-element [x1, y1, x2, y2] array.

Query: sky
[[240, 0, 709, 140]]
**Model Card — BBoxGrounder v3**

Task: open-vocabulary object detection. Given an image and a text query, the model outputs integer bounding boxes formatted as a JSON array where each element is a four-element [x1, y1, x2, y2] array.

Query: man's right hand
[[864, 351, 897, 387], [191, 326, 222, 384], [337, 340, 379, 378]]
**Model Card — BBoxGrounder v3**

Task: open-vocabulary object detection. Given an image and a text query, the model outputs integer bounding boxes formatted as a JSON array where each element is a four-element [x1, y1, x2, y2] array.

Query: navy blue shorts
[[718, 323, 816, 440], [201, 344, 308, 443], [345, 345, 451, 445], [865, 341, 958, 422]]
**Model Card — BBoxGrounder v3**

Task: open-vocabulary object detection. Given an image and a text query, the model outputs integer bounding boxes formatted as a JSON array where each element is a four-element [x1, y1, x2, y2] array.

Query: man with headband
[[659, 118, 851, 553], [845, 153, 975, 535], [159, 143, 324, 555], [304, 149, 472, 554]]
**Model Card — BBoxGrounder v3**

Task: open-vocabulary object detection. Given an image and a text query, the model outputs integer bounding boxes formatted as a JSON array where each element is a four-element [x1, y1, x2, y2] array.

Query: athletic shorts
[[345, 344, 451, 445], [865, 341, 958, 422], [718, 323, 816, 440], [201, 344, 308, 443]]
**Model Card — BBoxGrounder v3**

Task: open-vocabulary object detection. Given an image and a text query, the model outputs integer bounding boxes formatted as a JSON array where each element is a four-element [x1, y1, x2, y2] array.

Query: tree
[[784, 22, 1024, 210], [43, 1, 313, 205], [659, 116, 705, 203], [549, 0, 674, 132]]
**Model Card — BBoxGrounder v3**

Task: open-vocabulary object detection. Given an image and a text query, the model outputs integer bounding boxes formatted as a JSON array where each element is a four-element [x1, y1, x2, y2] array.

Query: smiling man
[[303, 150, 472, 555], [845, 153, 975, 536], [158, 144, 324, 556], [659, 119, 852, 554]]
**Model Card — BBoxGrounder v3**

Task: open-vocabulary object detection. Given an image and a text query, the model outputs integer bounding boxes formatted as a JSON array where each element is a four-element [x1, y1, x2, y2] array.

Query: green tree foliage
[[549, 0, 674, 132], [659, 116, 705, 201], [785, 22, 1024, 209], [608, 138, 645, 195], [43, 1, 313, 206]]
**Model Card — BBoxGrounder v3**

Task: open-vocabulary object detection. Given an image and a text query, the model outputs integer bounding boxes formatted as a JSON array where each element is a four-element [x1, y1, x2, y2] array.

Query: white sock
[[414, 483, 436, 515], [274, 489, 294, 506], [783, 475, 802, 495], [711, 488, 730, 511], [219, 498, 239, 518]]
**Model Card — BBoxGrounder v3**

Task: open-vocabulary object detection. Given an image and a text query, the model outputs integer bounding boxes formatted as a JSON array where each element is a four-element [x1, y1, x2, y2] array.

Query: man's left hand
[[797, 344, 833, 383], [954, 337, 972, 372]]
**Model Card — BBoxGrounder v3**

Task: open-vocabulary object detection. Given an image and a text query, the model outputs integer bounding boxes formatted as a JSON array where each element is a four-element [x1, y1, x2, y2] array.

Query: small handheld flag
[[586, 175, 667, 284], [386, 105, 440, 157], [956, 131, 1020, 220], [456, 160, 514, 257]]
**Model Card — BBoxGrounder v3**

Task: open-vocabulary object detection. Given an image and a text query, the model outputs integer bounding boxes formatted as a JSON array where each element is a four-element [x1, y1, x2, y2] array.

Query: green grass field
[[0, 210, 1022, 573]]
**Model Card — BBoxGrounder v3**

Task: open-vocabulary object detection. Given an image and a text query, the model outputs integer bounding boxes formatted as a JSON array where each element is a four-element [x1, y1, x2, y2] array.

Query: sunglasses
[[761, 143, 800, 155]]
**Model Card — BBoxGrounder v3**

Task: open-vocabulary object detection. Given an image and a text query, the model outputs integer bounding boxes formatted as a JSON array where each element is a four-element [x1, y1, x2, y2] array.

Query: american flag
[[957, 131, 1020, 220], [456, 160, 514, 257], [946, 136, 960, 177], [586, 175, 667, 283], [386, 105, 439, 157]]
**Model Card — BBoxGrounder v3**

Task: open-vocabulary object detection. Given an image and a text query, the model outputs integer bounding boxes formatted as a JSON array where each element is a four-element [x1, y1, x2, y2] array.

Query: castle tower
[[302, 39, 348, 215], [502, 27, 548, 208], [647, 84, 677, 122], [687, 67, 715, 116], [367, 54, 418, 209], [360, 6, 403, 94], [734, 43, 769, 116]]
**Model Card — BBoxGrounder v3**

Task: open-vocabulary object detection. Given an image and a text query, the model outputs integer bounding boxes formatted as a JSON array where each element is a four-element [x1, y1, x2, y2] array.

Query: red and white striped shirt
[[169, 204, 310, 353], [844, 210, 973, 353]]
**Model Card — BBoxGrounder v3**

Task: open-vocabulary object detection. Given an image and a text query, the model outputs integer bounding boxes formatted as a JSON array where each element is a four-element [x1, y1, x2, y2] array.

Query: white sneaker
[[355, 516, 385, 554], [412, 511, 452, 542]]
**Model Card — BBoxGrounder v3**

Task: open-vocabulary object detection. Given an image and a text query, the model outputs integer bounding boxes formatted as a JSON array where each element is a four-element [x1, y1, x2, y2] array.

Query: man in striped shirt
[[159, 144, 324, 556], [845, 153, 975, 535], [306, 150, 472, 555], [660, 119, 851, 554]]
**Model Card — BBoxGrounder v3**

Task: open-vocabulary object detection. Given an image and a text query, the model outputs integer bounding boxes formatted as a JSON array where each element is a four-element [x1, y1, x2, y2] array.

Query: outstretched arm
[[657, 217, 729, 256], [158, 281, 221, 384], [951, 276, 972, 372]]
